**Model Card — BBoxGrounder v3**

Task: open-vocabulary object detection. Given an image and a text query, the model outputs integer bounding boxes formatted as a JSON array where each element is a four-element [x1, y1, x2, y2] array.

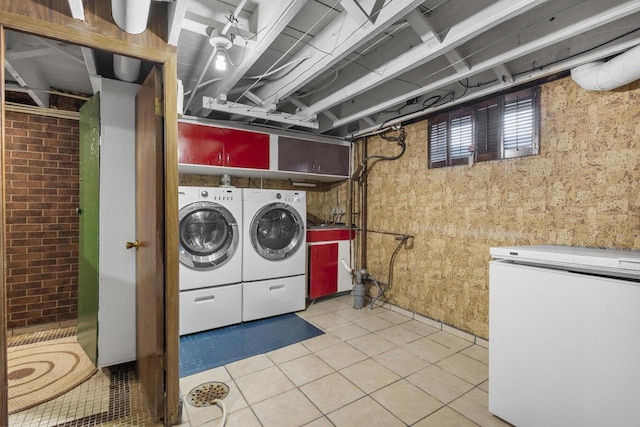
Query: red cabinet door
[[223, 128, 270, 169], [178, 123, 269, 168], [309, 243, 338, 299], [178, 122, 224, 165]]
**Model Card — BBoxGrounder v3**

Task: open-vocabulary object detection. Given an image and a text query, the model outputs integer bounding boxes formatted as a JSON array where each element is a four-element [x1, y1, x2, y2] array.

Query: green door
[[77, 93, 100, 365]]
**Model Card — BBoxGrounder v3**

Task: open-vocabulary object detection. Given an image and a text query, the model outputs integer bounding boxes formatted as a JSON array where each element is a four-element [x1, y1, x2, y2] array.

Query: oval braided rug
[[8, 337, 97, 414]]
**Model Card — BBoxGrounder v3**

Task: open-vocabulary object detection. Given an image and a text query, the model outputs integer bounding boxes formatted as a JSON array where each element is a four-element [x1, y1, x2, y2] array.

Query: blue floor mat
[[179, 313, 324, 377]]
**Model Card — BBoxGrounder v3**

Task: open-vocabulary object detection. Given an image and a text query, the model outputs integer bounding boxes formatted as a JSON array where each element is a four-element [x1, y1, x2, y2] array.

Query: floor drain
[[187, 381, 230, 407]]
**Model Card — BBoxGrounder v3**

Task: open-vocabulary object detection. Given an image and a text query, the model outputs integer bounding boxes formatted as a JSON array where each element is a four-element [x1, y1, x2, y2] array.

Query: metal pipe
[[361, 137, 368, 270], [184, 47, 218, 112]]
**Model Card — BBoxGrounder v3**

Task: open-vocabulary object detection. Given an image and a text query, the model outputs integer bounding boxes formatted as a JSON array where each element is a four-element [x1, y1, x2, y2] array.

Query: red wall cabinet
[[308, 243, 339, 299], [178, 122, 269, 169]]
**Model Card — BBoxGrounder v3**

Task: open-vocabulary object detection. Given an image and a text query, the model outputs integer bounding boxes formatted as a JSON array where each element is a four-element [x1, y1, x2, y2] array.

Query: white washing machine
[[178, 186, 242, 335], [242, 189, 307, 321]]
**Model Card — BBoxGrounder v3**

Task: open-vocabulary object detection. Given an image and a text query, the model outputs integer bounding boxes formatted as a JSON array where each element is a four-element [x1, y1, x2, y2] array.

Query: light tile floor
[[178, 294, 511, 427]]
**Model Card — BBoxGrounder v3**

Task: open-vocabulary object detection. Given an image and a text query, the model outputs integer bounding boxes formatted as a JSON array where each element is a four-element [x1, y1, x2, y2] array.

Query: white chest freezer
[[489, 245, 640, 427]]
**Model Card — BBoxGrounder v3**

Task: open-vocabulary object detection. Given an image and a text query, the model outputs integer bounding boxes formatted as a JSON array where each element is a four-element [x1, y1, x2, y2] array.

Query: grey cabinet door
[[278, 136, 316, 173], [279, 136, 350, 176], [316, 143, 349, 176]]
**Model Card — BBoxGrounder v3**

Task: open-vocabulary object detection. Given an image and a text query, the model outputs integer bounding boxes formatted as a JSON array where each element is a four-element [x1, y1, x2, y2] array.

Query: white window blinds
[[503, 97, 534, 151], [450, 115, 472, 159], [427, 86, 539, 168]]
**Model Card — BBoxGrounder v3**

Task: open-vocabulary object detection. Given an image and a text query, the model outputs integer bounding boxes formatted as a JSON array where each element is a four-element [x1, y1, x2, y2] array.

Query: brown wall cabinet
[[278, 136, 350, 177]]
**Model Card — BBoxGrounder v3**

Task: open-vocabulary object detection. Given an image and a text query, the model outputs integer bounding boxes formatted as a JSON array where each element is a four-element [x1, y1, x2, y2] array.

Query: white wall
[[97, 78, 139, 367]]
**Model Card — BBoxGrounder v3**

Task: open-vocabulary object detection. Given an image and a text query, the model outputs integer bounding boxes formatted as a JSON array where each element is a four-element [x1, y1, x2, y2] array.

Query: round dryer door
[[250, 202, 304, 261], [179, 201, 239, 270]]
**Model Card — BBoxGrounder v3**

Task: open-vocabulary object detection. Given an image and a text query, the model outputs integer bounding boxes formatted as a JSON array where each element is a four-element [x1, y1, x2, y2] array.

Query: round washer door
[[179, 201, 239, 270], [250, 202, 304, 261]]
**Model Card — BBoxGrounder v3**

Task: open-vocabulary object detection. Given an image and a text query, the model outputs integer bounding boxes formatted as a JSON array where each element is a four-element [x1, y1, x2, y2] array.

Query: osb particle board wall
[[361, 76, 640, 338]]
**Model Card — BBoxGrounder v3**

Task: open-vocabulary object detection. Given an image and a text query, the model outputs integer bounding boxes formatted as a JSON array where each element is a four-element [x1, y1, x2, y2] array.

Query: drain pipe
[[111, 0, 151, 34], [361, 138, 368, 270], [571, 43, 640, 91], [111, 0, 152, 82]]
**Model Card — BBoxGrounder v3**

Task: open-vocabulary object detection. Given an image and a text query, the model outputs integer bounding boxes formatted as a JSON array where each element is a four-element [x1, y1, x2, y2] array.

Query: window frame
[[428, 86, 540, 168]]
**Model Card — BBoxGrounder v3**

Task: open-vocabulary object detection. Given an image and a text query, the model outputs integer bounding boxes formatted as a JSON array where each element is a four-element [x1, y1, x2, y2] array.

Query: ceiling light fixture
[[214, 47, 228, 71], [209, 28, 233, 72]]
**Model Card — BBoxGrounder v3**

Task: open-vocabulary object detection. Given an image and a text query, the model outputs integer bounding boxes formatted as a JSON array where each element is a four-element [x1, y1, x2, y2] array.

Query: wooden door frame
[[0, 2, 180, 425]]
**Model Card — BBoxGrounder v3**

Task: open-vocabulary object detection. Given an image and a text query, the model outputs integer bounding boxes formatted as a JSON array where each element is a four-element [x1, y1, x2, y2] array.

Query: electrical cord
[[211, 399, 227, 426]]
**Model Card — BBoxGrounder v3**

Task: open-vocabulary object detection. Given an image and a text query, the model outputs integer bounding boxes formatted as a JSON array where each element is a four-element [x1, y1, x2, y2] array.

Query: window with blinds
[[428, 86, 539, 168]]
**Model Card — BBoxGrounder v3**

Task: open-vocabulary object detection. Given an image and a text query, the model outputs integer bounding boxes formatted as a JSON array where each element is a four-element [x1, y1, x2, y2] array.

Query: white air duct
[[571, 43, 640, 91], [111, 0, 151, 34], [113, 54, 141, 82]]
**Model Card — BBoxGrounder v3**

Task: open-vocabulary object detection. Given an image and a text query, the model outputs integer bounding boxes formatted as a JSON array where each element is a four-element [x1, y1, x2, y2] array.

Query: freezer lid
[[490, 245, 640, 279]]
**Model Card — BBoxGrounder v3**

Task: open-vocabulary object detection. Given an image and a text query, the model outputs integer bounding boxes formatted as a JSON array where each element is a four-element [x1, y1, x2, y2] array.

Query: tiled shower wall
[[360, 76, 640, 338], [4, 112, 80, 329]]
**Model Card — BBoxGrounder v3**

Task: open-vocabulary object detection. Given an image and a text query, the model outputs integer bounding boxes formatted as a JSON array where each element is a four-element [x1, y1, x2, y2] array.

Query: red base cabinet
[[307, 228, 355, 299], [178, 122, 269, 169], [308, 243, 339, 299]]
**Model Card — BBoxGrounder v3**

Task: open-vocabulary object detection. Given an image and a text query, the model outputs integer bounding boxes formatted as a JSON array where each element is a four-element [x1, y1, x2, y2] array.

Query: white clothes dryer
[[178, 186, 242, 335], [242, 189, 307, 321]]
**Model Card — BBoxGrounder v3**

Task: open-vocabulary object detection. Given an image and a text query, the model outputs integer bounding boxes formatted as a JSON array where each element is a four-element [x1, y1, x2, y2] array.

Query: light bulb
[[214, 47, 227, 71]]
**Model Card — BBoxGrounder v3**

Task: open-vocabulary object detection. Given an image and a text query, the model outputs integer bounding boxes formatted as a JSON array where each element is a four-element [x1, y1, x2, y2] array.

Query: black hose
[[387, 235, 411, 291], [352, 128, 406, 181]]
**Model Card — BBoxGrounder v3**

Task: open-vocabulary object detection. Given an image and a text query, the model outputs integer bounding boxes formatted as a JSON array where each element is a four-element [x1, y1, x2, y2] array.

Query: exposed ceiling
[[4, 0, 640, 137]]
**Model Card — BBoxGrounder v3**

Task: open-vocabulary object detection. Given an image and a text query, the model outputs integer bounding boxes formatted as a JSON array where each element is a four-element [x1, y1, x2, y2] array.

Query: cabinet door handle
[[269, 285, 285, 291], [195, 295, 215, 303], [312, 164, 316, 171], [217, 152, 222, 165], [226, 153, 230, 165]]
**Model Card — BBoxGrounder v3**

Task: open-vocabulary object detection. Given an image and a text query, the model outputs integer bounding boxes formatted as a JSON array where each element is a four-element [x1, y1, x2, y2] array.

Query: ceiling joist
[[198, 0, 308, 117], [5, 59, 49, 107], [300, 0, 550, 119], [333, 0, 640, 127], [203, 96, 318, 128], [253, 0, 425, 107]]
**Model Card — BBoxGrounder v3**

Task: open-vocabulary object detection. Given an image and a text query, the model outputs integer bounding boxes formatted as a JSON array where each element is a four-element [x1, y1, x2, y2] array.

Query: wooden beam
[[493, 64, 514, 84], [167, 0, 190, 46], [67, 0, 85, 20], [340, 0, 370, 27], [353, 35, 640, 136], [0, 3, 180, 426], [5, 58, 49, 107], [253, 0, 425, 106], [203, 96, 318, 128], [302, 0, 549, 119], [0, 1, 175, 62], [81, 46, 97, 75], [333, 1, 640, 128], [444, 50, 470, 73], [0, 25, 8, 427], [5, 45, 56, 60], [406, 9, 439, 46], [38, 38, 85, 65], [211, 0, 308, 99]]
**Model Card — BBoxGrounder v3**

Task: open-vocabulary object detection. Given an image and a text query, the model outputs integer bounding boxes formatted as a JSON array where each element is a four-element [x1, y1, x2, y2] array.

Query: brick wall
[[4, 111, 80, 329]]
